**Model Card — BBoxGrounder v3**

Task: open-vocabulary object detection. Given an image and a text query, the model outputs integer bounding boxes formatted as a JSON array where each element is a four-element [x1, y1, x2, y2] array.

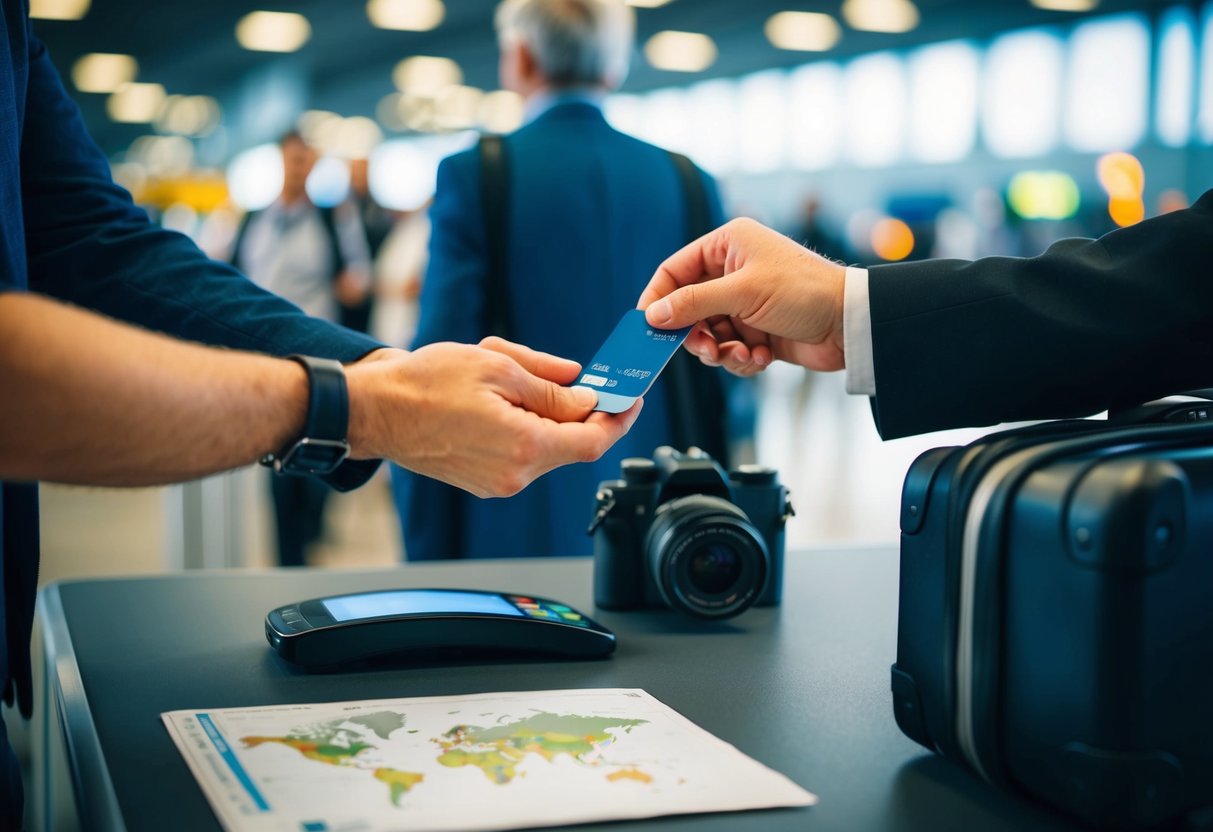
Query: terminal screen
[[321, 590, 524, 622]]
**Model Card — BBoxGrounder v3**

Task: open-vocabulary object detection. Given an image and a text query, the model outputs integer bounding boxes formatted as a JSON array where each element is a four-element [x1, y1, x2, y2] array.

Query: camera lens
[[644, 495, 769, 620], [688, 543, 742, 595]]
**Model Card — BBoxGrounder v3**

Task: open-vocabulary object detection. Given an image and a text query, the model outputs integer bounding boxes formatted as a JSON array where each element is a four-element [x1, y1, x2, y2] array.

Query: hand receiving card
[[573, 309, 692, 413]]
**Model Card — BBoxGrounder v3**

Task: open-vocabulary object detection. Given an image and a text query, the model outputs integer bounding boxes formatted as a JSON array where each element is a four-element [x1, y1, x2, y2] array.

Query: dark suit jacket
[[0, 7, 381, 820], [395, 100, 725, 560], [868, 189, 1213, 439]]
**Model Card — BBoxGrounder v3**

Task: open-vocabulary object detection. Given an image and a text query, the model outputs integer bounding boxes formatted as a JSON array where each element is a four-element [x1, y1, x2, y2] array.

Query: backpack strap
[[664, 151, 731, 467], [317, 205, 348, 279], [228, 210, 256, 267], [479, 135, 512, 340]]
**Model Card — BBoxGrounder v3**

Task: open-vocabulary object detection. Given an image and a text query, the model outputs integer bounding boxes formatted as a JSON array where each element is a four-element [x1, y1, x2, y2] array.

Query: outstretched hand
[[346, 339, 640, 497], [639, 217, 849, 376]]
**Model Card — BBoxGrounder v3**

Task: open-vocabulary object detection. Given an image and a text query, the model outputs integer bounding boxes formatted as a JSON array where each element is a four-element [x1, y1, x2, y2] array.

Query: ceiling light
[[235, 11, 312, 53], [377, 93, 408, 131], [71, 53, 137, 93], [127, 135, 194, 178], [367, 0, 445, 30], [435, 85, 484, 130], [393, 56, 462, 95], [107, 82, 166, 124], [156, 95, 221, 137], [841, 0, 919, 34], [625, 0, 674, 6], [298, 110, 344, 150], [29, 0, 90, 20], [765, 11, 841, 51], [478, 90, 525, 134], [332, 116, 384, 159], [1030, 0, 1098, 10], [644, 31, 717, 72]]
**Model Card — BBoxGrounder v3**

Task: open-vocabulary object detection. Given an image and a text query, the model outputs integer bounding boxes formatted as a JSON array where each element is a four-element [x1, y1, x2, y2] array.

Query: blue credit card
[[573, 310, 692, 413]]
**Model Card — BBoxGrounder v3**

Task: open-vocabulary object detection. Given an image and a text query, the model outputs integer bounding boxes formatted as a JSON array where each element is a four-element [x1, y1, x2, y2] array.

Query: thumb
[[644, 276, 744, 330], [510, 372, 600, 423]]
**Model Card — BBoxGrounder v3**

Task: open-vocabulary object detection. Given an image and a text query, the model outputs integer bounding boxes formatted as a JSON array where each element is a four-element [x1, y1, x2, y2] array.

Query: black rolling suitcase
[[892, 403, 1213, 830]]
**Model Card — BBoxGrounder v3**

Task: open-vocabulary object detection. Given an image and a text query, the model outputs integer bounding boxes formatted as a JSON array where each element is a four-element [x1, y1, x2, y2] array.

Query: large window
[[1064, 14, 1150, 152], [786, 62, 842, 171], [737, 71, 788, 173], [1156, 6, 1197, 147], [907, 40, 979, 163], [843, 52, 908, 168], [1201, 1, 1213, 143], [683, 79, 741, 175], [982, 28, 1064, 158]]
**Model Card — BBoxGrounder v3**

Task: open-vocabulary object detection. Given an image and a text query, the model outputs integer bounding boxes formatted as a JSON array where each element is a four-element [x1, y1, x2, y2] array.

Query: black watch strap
[[262, 355, 351, 476]]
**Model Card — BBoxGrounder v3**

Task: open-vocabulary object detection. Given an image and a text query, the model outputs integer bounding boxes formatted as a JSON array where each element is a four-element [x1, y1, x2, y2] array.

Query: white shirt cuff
[[843, 266, 876, 397]]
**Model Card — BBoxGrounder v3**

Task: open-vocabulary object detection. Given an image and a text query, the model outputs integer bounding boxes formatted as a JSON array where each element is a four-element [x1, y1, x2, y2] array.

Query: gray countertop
[[41, 546, 1078, 831]]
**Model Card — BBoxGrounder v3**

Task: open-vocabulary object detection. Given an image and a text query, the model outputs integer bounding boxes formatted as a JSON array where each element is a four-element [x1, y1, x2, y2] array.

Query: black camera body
[[591, 447, 792, 619]]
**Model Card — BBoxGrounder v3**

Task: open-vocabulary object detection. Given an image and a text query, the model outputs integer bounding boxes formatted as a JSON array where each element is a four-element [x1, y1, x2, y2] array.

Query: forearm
[[0, 293, 308, 485]]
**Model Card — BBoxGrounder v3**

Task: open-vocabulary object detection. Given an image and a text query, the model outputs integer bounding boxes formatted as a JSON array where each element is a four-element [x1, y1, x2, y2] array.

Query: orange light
[[1096, 152, 1144, 200], [1108, 197, 1145, 227], [870, 218, 914, 261]]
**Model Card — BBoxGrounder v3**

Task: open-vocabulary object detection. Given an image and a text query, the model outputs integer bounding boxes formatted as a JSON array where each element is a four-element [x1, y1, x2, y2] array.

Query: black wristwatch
[[262, 355, 351, 476]]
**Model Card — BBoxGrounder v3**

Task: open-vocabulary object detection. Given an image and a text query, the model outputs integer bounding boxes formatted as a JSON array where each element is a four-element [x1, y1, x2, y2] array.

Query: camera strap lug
[[782, 493, 796, 524], [587, 489, 617, 536]]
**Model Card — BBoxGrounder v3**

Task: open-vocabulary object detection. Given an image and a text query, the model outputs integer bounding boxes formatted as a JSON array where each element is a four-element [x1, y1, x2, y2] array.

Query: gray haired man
[[395, 0, 735, 561]]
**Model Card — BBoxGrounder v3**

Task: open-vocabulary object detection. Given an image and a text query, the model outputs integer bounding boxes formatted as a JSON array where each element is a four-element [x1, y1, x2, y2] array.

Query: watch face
[[281, 438, 350, 475]]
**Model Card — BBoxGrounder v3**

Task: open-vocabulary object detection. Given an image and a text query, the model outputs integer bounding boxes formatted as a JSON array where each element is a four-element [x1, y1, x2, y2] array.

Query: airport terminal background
[[10, 0, 1213, 824]]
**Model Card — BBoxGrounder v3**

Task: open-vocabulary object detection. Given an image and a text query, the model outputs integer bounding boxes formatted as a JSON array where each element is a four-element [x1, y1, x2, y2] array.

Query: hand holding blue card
[[573, 309, 693, 413]]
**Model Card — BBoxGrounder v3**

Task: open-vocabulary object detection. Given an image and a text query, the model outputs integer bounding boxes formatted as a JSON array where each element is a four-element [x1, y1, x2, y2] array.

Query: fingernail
[[572, 386, 597, 408], [648, 299, 673, 325], [755, 354, 768, 366]]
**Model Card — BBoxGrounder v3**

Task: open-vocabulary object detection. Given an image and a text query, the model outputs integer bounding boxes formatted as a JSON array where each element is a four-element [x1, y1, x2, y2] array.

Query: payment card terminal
[[266, 588, 616, 670]]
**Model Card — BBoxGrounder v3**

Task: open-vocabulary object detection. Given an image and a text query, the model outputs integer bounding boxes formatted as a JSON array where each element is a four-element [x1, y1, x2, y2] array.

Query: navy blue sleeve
[[18, 30, 383, 489], [19, 32, 382, 364]]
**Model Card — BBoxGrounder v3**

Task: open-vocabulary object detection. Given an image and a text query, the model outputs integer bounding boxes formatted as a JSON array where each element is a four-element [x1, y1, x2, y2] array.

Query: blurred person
[[396, 0, 730, 560], [229, 131, 375, 567], [0, 7, 640, 821], [638, 193, 1213, 440], [371, 202, 431, 349], [342, 157, 397, 333]]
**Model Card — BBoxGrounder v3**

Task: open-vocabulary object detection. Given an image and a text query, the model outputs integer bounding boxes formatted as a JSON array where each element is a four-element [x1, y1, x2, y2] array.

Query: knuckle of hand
[[512, 432, 540, 465]]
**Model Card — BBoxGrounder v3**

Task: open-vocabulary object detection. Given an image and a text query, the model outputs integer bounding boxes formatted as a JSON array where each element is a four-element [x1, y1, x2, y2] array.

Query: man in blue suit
[[394, 0, 729, 560], [0, 2, 638, 822]]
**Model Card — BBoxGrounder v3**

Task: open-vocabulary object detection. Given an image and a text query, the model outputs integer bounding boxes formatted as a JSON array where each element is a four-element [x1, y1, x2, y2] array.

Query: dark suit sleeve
[[867, 190, 1213, 439], [18, 31, 382, 489], [19, 31, 381, 363]]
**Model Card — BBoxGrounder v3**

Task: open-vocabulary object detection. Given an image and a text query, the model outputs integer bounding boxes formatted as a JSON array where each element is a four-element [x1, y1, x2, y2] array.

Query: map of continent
[[240, 709, 651, 807], [435, 712, 649, 784], [242, 710, 423, 805]]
